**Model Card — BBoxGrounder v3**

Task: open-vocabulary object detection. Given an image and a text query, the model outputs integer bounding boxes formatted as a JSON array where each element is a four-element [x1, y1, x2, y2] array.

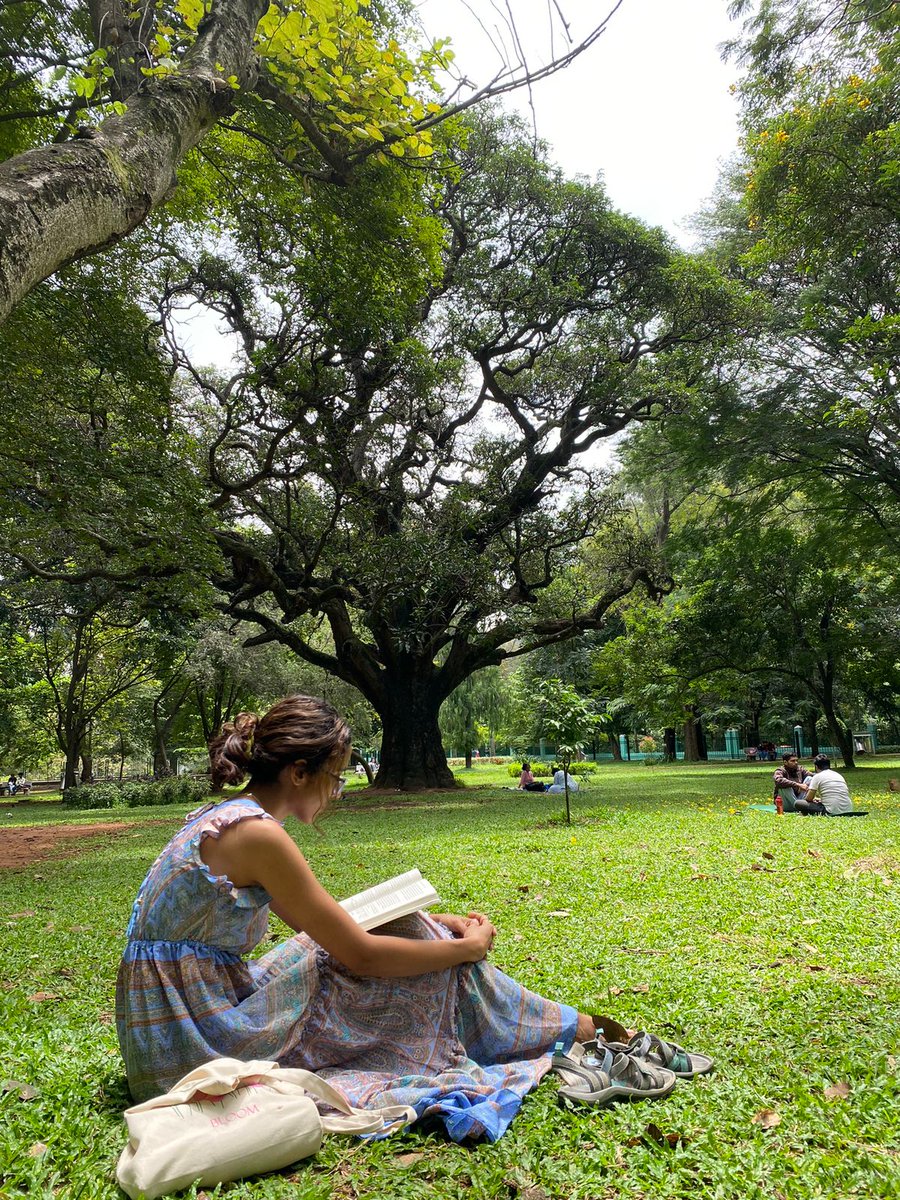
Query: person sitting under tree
[[772, 753, 807, 813], [794, 754, 853, 816], [116, 695, 712, 1139]]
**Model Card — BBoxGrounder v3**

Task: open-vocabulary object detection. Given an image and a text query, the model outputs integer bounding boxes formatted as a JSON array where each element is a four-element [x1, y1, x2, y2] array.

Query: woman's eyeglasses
[[323, 769, 347, 798]]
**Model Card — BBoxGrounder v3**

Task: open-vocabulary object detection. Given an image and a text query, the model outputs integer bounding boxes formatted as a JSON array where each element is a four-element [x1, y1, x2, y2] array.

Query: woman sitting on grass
[[116, 695, 710, 1140]]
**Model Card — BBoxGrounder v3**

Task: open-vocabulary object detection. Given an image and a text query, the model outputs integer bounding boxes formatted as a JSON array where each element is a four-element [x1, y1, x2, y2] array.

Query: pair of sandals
[[550, 1019, 714, 1108]]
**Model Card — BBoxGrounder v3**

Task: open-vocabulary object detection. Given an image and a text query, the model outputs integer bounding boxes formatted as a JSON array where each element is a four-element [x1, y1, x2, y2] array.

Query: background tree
[[165, 115, 748, 789], [682, 2, 900, 544], [439, 668, 507, 768], [535, 678, 606, 824], [0, 0, 623, 323]]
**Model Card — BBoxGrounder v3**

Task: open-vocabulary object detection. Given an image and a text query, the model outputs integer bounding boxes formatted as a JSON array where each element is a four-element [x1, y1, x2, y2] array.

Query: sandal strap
[[629, 1031, 692, 1075]]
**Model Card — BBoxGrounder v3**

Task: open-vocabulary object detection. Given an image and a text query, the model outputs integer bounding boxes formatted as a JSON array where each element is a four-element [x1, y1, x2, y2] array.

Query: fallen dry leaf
[[824, 1081, 851, 1101], [806, 849, 824, 859], [609, 986, 624, 996], [752, 1108, 782, 1131], [68, 924, 91, 933], [547, 910, 571, 918], [1, 1079, 39, 1100], [7, 910, 36, 919], [887, 1056, 897, 1070], [28, 991, 61, 1003], [762, 851, 775, 861], [631, 983, 650, 993], [751, 862, 775, 873], [396, 1152, 425, 1167], [27, 1143, 48, 1158], [517, 884, 530, 893]]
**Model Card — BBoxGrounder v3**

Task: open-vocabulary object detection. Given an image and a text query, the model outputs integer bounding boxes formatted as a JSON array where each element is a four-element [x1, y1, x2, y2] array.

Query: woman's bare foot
[[576, 1013, 638, 1042], [575, 1012, 597, 1041]]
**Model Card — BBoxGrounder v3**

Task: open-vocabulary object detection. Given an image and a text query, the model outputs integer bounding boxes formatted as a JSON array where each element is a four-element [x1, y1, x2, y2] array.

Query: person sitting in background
[[772, 753, 807, 813], [546, 766, 579, 794], [519, 761, 547, 792], [795, 754, 852, 816]]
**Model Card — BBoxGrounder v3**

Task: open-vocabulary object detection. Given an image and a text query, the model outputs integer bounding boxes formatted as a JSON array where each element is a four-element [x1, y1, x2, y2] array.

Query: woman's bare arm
[[200, 819, 494, 978]]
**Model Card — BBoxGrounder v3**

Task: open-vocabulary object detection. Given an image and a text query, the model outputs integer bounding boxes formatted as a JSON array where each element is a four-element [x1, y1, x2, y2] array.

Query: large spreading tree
[[154, 115, 751, 788]]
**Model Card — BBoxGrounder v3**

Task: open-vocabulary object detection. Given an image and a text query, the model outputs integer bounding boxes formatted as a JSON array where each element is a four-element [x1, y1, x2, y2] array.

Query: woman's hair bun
[[209, 711, 259, 788]]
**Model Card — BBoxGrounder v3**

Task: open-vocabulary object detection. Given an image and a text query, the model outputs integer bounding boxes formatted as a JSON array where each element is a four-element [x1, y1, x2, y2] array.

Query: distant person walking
[[795, 754, 852, 816]]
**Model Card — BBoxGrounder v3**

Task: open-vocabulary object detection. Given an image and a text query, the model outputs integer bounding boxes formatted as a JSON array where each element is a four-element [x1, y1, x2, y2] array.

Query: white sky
[[177, 0, 743, 360], [415, 0, 742, 245]]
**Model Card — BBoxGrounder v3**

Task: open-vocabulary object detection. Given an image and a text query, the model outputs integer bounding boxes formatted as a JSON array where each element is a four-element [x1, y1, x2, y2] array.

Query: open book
[[340, 868, 439, 931]]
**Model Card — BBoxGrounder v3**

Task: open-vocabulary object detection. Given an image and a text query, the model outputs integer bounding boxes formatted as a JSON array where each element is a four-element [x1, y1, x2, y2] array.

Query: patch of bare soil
[[0, 822, 137, 870]]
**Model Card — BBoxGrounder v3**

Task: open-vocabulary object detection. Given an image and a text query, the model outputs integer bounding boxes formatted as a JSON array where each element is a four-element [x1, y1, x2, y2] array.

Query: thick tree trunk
[[0, 0, 268, 325], [818, 670, 854, 768], [153, 742, 173, 778], [607, 732, 623, 761], [663, 726, 677, 761], [374, 693, 457, 790], [683, 714, 701, 762], [806, 710, 819, 757], [696, 716, 708, 761], [63, 745, 80, 791]]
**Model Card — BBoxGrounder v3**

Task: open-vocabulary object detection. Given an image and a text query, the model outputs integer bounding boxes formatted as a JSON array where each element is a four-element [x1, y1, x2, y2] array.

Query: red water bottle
[[774, 794, 784, 815]]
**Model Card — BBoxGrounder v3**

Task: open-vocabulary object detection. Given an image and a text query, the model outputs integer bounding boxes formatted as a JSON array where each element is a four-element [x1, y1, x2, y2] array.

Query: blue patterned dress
[[116, 797, 577, 1141]]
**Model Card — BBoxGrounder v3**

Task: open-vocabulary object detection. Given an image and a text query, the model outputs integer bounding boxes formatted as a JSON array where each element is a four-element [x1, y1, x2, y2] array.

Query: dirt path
[[0, 822, 139, 870]]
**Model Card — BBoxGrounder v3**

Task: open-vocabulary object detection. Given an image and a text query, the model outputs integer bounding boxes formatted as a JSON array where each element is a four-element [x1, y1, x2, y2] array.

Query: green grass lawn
[[1, 760, 899, 1199]]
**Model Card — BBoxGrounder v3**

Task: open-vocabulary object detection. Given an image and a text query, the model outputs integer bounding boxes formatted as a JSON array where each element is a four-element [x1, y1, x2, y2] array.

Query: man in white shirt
[[795, 755, 853, 816], [546, 768, 579, 794]]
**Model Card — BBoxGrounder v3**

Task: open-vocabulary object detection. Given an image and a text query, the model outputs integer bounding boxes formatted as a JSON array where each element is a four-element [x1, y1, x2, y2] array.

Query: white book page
[[340, 869, 439, 931]]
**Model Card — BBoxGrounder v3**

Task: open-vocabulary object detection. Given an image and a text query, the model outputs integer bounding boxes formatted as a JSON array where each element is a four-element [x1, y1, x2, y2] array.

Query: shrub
[[62, 782, 122, 809], [876, 745, 900, 755], [489, 756, 508, 765], [506, 762, 553, 778], [568, 762, 599, 776], [63, 775, 211, 809], [638, 736, 657, 755]]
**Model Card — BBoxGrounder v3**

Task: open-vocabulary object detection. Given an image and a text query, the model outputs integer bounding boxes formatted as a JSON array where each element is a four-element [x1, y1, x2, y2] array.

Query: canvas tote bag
[[116, 1057, 416, 1200]]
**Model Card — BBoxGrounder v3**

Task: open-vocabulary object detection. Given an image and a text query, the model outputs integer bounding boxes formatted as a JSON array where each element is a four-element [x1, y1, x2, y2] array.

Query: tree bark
[[607, 732, 623, 761], [374, 688, 457, 790], [663, 726, 677, 761], [683, 713, 701, 762], [80, 726, 94, 783], [806, 710, 819, 757], [818, 667, 854, 768], [0, 0, 268, 326], [696, 715, 709, 761]]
